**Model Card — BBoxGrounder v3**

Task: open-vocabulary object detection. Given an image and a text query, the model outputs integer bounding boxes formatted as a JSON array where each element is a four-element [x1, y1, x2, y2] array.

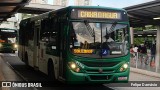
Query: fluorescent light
[[147, 35, 152, 36], [138, 35, 142, 36], [145, 25, 152, 27], [153, 17, 160, 20]]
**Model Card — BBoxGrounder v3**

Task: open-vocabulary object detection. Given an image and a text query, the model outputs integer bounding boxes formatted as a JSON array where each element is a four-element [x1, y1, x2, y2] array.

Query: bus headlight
[[119, 63, 128, 72], [14, 44, 18, 48], [70, 62, 76, 69], [68, 62, 80, 72], [123, 63, 128, 69]]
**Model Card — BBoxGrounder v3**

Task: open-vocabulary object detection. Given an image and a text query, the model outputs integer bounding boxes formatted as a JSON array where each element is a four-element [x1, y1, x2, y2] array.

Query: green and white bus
[[19, 6, 130, 83], [0, 28, 18, 53]]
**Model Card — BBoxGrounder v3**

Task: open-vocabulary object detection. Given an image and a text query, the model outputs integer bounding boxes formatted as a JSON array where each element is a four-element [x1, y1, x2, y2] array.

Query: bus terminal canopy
[[125, 0, 160, 27], [0, 0, 30, 23]]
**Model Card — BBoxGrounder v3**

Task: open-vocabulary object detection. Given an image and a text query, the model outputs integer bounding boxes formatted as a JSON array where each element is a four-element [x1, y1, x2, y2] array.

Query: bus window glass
[[41, 19, 50, 42], [70, 22, 129, 58], [28, 22, 34, 41], [46, 18, 58, 52]]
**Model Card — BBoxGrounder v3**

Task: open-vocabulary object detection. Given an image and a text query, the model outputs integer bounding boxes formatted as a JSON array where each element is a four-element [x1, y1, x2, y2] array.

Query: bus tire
[[48, 60, 56, 81]]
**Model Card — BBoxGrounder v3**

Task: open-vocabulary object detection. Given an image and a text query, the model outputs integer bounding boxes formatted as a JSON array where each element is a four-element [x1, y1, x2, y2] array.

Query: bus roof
[[20, 6, 127, 23]]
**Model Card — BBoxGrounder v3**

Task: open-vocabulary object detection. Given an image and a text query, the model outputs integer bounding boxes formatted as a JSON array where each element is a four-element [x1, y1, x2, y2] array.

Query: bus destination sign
[[71, 9, 122, 20], [78, 10, 121, 19]]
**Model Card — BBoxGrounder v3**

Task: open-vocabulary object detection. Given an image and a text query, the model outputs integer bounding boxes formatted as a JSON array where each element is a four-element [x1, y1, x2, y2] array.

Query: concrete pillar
[[130, 27, 134, 45], [14, 13, 22, 29], [155, 26, 160, 72]]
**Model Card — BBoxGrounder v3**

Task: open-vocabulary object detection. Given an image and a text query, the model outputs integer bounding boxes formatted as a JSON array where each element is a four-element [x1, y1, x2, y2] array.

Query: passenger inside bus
[[102, 34, 113, 51], [82, 41, 89, 49]]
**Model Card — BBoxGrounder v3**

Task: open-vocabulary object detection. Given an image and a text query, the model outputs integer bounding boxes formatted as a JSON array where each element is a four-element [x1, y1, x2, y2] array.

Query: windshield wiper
[[108, 22, 117, 34], [84, 20, 95, 44]]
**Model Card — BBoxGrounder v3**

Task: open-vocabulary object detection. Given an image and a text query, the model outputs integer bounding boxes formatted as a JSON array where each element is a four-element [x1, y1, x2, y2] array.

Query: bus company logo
[[2, 82, 11, 87], [1, 82, 42, 87], [99, 68, 103, 73]]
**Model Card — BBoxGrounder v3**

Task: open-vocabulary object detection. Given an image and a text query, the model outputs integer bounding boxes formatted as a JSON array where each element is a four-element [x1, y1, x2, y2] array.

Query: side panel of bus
[[33, 21, 41, 68], [19, 22, 28, 63]]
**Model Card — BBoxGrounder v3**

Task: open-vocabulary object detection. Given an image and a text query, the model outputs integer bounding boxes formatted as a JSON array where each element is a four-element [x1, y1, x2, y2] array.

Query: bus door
[[59, 23, 66, 79], [33, 21, 41, 68]]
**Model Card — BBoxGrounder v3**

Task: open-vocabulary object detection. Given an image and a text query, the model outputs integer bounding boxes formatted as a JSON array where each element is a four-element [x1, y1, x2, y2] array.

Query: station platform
[[130, 52, 160, 78], [131, 60, 160, 73]]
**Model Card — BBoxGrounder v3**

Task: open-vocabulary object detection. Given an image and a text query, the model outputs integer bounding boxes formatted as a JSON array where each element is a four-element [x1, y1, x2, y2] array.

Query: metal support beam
[[155, 26, 160, 72], [130, 27, 134, 45]]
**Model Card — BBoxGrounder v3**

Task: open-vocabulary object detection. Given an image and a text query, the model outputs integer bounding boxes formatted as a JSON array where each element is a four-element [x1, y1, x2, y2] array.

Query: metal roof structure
[[0, 0, 30, 23], [125, 0, 160, 27], [134, 30, 157, 37], [18, 3, 64, 14], [0, 0, 160, 28], [19, 0, 160, 27]]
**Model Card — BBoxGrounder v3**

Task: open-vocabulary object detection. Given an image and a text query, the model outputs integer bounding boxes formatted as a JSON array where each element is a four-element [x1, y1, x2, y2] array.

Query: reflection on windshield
[[70, 22, 129, 58]]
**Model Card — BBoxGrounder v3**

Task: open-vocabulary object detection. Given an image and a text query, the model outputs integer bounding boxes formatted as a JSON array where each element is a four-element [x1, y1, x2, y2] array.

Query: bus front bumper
[[66, 68, 129, 84]]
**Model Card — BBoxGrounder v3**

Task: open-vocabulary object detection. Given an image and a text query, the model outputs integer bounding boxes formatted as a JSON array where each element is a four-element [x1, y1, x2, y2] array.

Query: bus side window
[[40, 19, 50, 42], [21, 22, 33, 45], [46, 18, 58, 51]]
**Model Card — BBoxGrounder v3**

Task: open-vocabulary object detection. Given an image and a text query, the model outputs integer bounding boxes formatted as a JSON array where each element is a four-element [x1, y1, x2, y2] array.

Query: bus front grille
[[80, 61, 120, 67], [85, 69, 114, 73]]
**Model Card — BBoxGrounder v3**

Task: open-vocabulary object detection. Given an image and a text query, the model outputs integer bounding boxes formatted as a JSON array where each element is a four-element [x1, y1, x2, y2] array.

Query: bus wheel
[[48, 61, 56, 81]]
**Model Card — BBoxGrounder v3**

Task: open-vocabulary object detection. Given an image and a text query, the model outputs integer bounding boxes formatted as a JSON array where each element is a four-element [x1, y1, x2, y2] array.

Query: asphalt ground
[[0, 53, 113, 90]]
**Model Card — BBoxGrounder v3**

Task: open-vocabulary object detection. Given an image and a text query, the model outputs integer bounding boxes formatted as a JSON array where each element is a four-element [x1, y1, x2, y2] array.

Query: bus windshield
[[70, 22, 129, 58]]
